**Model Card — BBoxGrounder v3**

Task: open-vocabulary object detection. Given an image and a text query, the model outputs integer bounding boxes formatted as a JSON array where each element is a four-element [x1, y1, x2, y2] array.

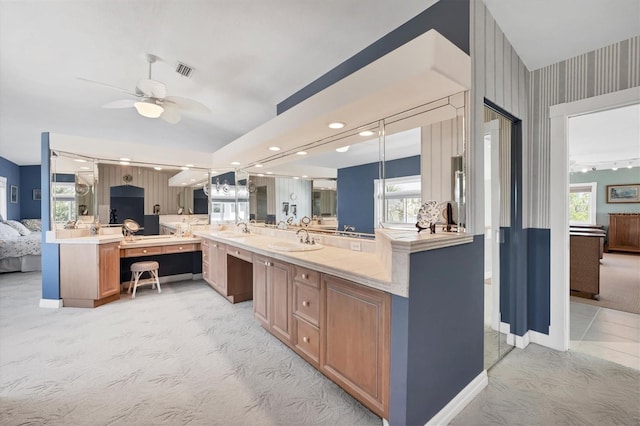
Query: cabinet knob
[[302, 273, 307, 279], [143, 249, 147, 253], [213, 244, 218, 247], [303, 336, 309, 343], [235, 250, 240, 255], [302, 300, 309, 307]]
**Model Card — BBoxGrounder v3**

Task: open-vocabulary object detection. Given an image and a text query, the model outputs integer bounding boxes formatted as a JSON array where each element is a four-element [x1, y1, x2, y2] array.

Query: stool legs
[[127, 268, 160, 299]]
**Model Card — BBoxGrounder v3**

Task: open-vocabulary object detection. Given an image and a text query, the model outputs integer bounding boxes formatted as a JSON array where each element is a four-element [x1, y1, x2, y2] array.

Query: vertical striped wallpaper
[[248, 175, 276, 216], [420, 116, 464, 203], [97, 164, 192, 216], [275, 178, 312, 223], [470, 0, 529, 234], [528, 35, 640, 228]]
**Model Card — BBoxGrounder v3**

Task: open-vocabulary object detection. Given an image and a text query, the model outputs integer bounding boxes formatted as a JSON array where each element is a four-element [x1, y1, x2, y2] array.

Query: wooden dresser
[[608, 213, 640, 253]]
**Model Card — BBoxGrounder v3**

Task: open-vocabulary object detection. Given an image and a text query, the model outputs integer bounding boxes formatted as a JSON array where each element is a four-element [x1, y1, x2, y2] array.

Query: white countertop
[[46, 231, 201, 247]]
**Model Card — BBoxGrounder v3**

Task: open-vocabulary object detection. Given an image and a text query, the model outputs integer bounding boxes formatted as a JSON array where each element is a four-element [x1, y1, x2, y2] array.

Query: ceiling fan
[[78, 53, 210, 124]]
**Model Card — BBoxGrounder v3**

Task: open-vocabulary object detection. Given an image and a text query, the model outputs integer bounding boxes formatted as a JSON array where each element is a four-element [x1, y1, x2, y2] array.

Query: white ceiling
[[1, 0, 639, 169]]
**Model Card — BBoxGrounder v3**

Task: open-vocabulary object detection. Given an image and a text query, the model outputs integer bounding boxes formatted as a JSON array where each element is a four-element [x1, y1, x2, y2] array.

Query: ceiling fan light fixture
[[134, 100, 164, 118]]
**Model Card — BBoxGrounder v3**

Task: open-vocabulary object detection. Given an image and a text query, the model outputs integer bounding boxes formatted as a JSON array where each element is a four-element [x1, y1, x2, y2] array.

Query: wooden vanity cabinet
[[608, 213, 640, 253], [60, 242, 121, 308], [253, 254, 293, 344], [292, 266, 321, 366], [321, 274, 390, 418], [202, 239, 227, 293]]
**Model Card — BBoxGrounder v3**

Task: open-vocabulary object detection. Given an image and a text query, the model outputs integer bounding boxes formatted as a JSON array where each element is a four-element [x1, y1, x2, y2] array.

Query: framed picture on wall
[[606, 184, 640, 203], [10, 185, 18, 203], [33, 188, 41, 200]]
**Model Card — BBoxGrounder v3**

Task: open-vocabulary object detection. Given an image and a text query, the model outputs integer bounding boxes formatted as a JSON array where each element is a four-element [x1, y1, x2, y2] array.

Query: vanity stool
[[128, 261, 161, 299]]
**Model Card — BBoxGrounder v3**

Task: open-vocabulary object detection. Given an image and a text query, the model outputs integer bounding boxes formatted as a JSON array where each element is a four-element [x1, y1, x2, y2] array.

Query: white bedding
[[0, 232, 42, 260]]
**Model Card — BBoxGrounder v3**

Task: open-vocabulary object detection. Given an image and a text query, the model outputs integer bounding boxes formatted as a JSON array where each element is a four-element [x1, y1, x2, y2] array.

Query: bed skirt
[[0, 255, 42, 273]]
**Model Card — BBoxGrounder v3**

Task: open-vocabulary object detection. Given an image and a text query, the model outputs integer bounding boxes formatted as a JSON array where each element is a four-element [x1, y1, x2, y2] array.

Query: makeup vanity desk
[[51, 234, 202, 308]]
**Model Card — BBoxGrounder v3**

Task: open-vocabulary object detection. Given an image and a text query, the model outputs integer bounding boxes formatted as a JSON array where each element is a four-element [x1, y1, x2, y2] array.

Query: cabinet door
[[252, 255, 269, 328], [269, 260, 292, 343], [321, 275, 390, 418], [99, 243, 121, 298], [208, 242, 227, 292]]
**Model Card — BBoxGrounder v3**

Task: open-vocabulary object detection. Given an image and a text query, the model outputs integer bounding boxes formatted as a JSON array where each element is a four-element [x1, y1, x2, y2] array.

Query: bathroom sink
[[267, 241, 323, 252]]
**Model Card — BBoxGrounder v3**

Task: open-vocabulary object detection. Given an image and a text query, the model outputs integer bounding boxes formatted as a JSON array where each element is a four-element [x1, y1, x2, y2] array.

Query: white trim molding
[[548, 86, 640, 352], [425, 370, 488, 426], [39, 298, 63, 309]]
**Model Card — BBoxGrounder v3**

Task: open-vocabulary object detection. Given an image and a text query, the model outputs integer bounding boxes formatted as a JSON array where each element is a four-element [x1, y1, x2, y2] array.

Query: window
[[569, 182, 597, 225], [375, 175, 421, 227], [53, 182, 76, 223]]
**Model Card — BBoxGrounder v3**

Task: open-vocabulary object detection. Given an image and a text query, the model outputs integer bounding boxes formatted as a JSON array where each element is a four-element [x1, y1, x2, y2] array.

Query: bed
[[0, 219, 42, 273]]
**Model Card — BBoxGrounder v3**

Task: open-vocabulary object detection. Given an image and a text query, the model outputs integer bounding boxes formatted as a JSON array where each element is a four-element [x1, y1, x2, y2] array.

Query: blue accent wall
[[20, 165, 41, 220], [277, 0, 470, 114], [0, 156, 21, 220], [337, 155, 420, 234], [41, 133, 60, 300], [390, 236, 484, 425], [527, 228, 550, 334]]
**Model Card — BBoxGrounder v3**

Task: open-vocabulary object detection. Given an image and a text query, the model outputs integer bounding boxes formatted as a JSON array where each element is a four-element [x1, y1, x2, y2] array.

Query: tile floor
[[570, 300, 640, 370]]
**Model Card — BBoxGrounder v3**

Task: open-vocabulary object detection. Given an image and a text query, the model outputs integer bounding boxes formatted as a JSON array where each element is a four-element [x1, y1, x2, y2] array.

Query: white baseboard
[[425, 370, 488, 426], [507, 331, 530, 349], [499, 321, 510, 334], [39, 298, 63, 309], [382, 418, 389, 426]]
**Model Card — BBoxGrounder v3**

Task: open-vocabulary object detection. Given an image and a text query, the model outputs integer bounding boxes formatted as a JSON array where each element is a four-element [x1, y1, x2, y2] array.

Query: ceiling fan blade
[[77, 77, 139, 97], [137, 79, 167, 99], [102, 99, 137, 109], [161, 105, 181, 124], [164, 96, 211, 114]]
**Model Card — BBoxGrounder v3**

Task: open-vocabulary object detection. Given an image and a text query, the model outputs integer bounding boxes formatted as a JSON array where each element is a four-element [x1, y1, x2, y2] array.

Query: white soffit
[[210, 29, 471, 170]]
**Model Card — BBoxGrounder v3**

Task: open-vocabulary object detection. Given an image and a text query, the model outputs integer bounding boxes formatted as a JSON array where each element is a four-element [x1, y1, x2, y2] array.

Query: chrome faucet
[[237, 222, 249, 234], [296, 228, 311, 244]]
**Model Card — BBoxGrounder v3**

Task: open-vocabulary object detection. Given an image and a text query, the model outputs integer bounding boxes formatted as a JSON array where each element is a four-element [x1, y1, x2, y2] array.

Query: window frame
[[569, 182, 597, 225], [374, 174, 422, 228]]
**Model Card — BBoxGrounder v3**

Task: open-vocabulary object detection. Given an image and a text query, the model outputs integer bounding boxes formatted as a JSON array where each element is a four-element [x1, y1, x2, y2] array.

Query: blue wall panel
[[20, 165, 41, 220], [337, 155, 420, 234], [527, 228, 550, 334], [40, 133, 60, 301], [0, 156, 21, 220], [390, 236, 484, 425]]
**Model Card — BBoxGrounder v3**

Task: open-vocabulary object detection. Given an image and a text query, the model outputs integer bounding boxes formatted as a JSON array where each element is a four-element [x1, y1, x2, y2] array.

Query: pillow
[[6, 220, 31, 236], [0, 222, 21, 239], [21, 219, 41, 232]]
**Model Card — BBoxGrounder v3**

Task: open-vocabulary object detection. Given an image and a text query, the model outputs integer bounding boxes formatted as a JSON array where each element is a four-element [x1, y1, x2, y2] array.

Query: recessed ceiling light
[[80, 166, 91, 170], [581, 168, 588, 173], [258, 173, 264, 177], [154, 166, 163, 170], [301, 175, 308, 178], [359, 130, 375, 137], [336, 146, 350, 153], [181, 166, 189, 170], [255, 164, 263, 168], [74, 159, 87, 163], [190, 179, 196, 182], [328, 122, 345, 129], [266, 171, 273, 175], [293, 176, 300, 180], [231, 161, 241, 166], [296, 151, 307, 156], [120, 157, 131, 161], [119, 161, 130, 165], [269, 146, 281, 151], [210, 170, 217, 174], [185, 164, 194, 167], [181, 182, 187, 185]]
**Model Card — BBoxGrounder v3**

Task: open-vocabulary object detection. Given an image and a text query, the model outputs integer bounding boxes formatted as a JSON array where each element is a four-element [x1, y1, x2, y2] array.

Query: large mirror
[[242, 92, 467, 236], [51, 151, 210, 234]]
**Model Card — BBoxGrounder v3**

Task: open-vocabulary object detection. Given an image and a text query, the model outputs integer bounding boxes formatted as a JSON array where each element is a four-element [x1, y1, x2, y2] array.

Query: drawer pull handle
[[302, 300, 309, 307], [179, 246, 183, 250], [302, 273, 307, 279], [213, 244, 218, 247], [235, 250, 240, 255], [303, 336, 309, 343], [143, 249, 147, 253]]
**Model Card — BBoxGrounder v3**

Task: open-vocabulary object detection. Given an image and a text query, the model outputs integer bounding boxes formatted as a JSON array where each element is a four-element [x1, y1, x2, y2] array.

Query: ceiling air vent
[[175, 62, 194, 78]]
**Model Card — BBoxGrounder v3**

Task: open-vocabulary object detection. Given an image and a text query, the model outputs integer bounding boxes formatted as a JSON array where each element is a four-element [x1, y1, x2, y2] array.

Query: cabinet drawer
[[293, 266, 320, 288], [202, 267, 210, 283], [202, 239, 210, 250], [124, 246, 163, 257], [294, 282, 320, 326], [163, 243, 198, 254], [227, 246, 252, 262], [295, 317, 319, 364]]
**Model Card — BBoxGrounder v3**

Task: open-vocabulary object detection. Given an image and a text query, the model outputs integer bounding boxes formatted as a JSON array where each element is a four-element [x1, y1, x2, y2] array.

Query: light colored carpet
[[451, 343, 640, 426], [0, 272, 379, 426], [572, 252, 640, 314]]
